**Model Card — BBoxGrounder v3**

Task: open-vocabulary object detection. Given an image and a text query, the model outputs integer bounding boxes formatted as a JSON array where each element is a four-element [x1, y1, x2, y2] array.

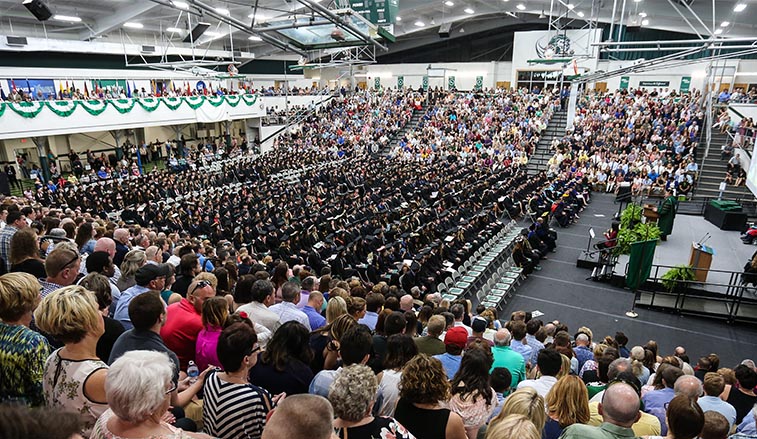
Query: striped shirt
[[202, 369, 272, 439]]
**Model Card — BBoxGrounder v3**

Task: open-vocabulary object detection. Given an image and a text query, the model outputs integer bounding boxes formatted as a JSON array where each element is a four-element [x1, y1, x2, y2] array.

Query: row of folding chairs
[[437, 220, 523, 304]]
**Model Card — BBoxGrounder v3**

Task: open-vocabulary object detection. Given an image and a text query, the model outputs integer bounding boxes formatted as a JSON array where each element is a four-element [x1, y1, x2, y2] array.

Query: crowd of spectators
[[0, 86, 754, 439], [545, 88, 704, 200]]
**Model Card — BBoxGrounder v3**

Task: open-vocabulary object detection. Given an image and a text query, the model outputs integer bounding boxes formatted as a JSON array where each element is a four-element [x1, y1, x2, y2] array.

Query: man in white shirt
[[517, 348, 562, 398], [450, 303, 472, 336], [235, 277, 281, 335], [269, 281, 310, 328]]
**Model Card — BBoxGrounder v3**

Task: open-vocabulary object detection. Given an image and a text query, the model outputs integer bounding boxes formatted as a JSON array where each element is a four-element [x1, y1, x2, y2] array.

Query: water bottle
[[187, 360, 199, 384]]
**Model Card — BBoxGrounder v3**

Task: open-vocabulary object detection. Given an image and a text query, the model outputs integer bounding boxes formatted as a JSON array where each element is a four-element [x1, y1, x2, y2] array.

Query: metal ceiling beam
[[78, 0, 159, 40], [294, 0, 388, 51]]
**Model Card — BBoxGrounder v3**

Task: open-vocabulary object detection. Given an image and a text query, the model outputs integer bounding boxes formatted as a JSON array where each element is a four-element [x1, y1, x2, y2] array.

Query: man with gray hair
[[269, 281, 310, 328], [561, 382, 642, 439], [491, 329, 526, 389], [590, 358, 633, 403], [262, 394, 337, 439], [144, 246, 162, 265]]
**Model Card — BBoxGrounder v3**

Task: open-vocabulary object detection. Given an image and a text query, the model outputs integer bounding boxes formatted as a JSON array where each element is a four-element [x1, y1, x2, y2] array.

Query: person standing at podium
[[658, 190, 677, 241]]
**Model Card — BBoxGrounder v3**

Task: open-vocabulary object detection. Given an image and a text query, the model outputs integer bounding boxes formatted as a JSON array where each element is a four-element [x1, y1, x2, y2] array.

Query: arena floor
[[501, 193, 757, 368]]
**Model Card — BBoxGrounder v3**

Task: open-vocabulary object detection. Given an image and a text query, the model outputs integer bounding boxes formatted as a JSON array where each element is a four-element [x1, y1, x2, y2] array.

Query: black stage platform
[[503, 193, 757, 368]]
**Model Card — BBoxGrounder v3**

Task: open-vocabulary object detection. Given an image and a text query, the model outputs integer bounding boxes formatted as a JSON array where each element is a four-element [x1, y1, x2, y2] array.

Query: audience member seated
[[34, 285, 109, 437], [0, 272, 49, 406], [91, 350, 212, 439], [377, 334, 419, 417], [261, 394, 338, 439], [447, 346, 496, 439], [0, 404, 83, 439], [329, 364, 413, 439], [161, 278, 216, 370], [394, 354, 467, 439], [309, 323, 373, 397], [249, 321, 314, 395], [114, 263, 171, 329], [203, 318, 277, 439], [543, 375, 591, 439], [721, 365, 757, 425], [78, 272, 125, 363]]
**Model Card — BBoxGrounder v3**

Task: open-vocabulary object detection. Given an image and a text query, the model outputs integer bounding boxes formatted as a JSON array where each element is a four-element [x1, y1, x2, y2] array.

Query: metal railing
[[635, 263, 757, 323]]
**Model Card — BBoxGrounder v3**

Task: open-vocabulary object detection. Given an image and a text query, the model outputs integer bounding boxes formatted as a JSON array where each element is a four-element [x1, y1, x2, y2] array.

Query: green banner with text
[[619, 76, 630, 90], [680, 76, 691, 93]]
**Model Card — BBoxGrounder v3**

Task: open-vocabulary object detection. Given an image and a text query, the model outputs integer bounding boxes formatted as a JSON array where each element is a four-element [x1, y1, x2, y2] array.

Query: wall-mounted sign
[[619, 76, 630, 90], [639, 81, 670, 87], [680, 76, 691, 93]]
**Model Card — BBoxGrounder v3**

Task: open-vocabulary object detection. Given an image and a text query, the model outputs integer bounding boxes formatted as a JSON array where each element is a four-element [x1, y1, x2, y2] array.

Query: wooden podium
[[688, 242, 714, 282]]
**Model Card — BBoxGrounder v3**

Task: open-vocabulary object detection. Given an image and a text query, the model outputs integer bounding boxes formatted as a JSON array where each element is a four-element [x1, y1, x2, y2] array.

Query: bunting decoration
[[0, 94, 259, 119]]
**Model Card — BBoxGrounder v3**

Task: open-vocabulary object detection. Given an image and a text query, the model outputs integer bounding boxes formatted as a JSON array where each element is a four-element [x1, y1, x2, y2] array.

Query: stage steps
[[694, 132, 753, 200], [527, 110, 568, 176]]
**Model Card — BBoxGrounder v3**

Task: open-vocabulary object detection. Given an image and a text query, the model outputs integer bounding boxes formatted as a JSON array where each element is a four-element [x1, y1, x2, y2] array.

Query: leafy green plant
[[614, 221, 661, 255], [660, 265, 696, 292], [620, 204, 643, 229]]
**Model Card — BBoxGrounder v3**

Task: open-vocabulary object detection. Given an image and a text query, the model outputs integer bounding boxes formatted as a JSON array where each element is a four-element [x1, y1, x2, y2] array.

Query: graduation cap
[[266, 225, 276, 232]]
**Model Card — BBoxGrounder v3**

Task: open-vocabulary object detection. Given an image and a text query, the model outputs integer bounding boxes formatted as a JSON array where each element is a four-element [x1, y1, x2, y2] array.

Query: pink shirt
[[195, 326, 223, 371]]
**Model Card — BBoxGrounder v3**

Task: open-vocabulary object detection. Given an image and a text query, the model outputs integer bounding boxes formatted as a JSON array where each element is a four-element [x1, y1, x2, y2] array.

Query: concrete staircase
[[527, 110, 568, 176], [379, 102, 428, 157], [694, 131, 753, 200]]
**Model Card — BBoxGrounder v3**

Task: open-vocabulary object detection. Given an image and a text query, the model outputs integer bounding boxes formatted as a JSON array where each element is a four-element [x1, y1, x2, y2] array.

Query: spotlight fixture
[[414, 20, 425, 26], [445, 1, 454, 5], [734, 3, 747, 11], [171, 1, 189, 9], [720, 21, 730, 27], [464, 7, 474, 13], [516, 4, 526, 10], [123, 22, 144, 29], [248, 35, 262, 41]]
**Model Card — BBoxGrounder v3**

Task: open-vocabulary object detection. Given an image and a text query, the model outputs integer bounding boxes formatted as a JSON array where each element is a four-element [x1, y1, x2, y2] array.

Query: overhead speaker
[[183, 22, 210, 43], [439, 22, 451, 38], [22, 0, 52, 21], [141, 45, 156, 53]]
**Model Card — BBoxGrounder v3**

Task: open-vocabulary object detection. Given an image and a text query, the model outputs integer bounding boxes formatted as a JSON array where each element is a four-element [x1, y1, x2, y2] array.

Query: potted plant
[[660, 265, 696, 293]]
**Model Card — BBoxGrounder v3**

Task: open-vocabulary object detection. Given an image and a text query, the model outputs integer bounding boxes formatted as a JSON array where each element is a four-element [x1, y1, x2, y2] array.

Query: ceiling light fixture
[[204, 31, 222, 37], [396, 16, 402, 21], [714, 28, 723, 34], [567, 4, 575, 9], [464, 7, 474, 13], [215, 7, 229, 16], [445, 1, 454, 6], [248, 35, 262, 41], [414, 20, 425, 26], [633, 0, 642, 2], [171, 1, 189, 9], [166, 27, 183, 32], [641, 19, 649, 25], [516, 4, 526, 10], [720, 21, 730, 27], [577, 11, 585, 17], [734, 3, 747, 12], [123, 22, 144, 29], [639, 12, 647, 17], [53, 14, 81, 22]]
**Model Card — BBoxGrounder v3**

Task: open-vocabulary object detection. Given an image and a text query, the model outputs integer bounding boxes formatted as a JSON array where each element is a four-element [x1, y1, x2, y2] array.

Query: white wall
[[365, 62, 512, 91]]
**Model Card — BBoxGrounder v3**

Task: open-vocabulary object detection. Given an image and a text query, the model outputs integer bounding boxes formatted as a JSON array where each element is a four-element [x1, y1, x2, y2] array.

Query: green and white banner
[[619, 76, 630, 90], [397, 76, 404, 88], [374, 77, 381, 90], [680, 76, 691, 93], [448, 76, 456, 89], [475, 76, 483, 91], [0, 94, 260, 119], [422, 76, 429, 90]]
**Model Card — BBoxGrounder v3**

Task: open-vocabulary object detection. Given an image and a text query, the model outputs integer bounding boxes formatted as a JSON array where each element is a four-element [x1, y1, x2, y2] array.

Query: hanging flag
[[84, 81, 89, 98], [208, 82, 213, 95], [65, 80, 69, 95], [59, 81, 64, 100], [150, 79, 156, 96], [26, 79, 32, 95], [186, 81, 191, 95], [133, 81, 137, 96], [11, 79, 17, 91], [170, 80, 175, 93], [0, 85, 6, 101], [126, 81, 131, 98]]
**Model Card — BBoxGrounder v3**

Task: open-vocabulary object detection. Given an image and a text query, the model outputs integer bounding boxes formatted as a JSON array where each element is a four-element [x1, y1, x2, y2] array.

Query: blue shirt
[[433, 352, 462, 380], [113, 285, 150, 330], [525, 334, 544, 366], [697, 395, 737, 428], [574, 345, 594, 371], [309, 368, 339, 397], [510, 340, 533, 366], [358, 311, 379, 331], [303, 305, 326, 331]]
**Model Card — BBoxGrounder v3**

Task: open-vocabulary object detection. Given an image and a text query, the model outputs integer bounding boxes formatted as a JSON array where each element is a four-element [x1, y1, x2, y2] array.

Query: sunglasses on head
[[189, 280, 212, 296], [59, 251, 80, 272]]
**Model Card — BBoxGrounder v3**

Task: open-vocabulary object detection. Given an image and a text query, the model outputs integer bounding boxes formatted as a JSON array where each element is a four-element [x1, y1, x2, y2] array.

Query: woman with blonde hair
[[116, 249, 147, 292], [485, 414, 541, 439], [346, 296, 367, 320], [543, 375, 590, 439], [489, 387, 546, 433], [0, 272, 49, 406], [34, 285, 108, 437], [325, 296, 348, 324], [631, 346, 651, 384], [394, 354, 467, 439]]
